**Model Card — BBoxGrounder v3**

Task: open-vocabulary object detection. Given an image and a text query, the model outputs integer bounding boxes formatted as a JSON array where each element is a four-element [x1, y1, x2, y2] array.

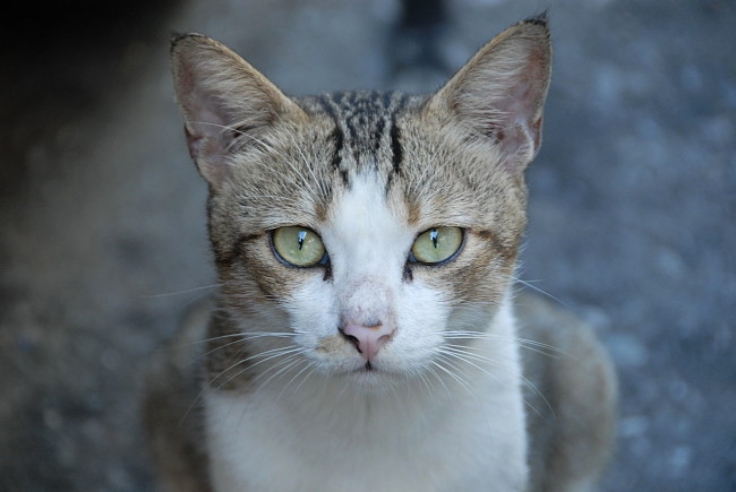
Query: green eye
[[411, 227, 463, 264], [272, 226, 326, 267]]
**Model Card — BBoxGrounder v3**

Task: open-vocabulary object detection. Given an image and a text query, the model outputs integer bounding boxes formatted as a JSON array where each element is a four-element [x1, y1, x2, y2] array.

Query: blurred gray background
[[1, 0, 734, 490]]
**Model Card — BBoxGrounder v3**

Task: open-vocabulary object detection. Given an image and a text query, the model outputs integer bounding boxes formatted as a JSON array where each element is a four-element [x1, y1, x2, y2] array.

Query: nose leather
[[341, 321, 395, 361]]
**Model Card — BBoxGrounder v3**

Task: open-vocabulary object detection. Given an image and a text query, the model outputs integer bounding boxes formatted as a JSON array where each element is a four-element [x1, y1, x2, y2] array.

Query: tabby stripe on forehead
[[330, 126, 345, 171], [315, 95, 346, 181], [384, 93, 410, 194], [390, 113, 402, 175], [390, 93, 411, 173], [373, 116, 385, 152]]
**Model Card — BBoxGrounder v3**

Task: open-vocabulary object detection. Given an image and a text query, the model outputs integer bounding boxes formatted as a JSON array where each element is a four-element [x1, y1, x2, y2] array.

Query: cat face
[[170, 18, 551, 389], [203, 101, 528, 388]]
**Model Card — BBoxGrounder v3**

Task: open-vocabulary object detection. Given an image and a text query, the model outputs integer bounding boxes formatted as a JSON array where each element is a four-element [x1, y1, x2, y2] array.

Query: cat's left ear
[[425, 15, 552, 174], [170, 33, 308, 187]]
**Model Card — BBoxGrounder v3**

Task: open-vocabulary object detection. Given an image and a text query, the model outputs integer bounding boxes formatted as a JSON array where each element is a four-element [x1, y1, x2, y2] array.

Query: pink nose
[[340, 321, 395, 361]]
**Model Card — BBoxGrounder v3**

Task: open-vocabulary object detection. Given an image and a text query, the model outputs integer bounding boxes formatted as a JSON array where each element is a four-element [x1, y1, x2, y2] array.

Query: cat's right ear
[[170, 33, 307, 187]]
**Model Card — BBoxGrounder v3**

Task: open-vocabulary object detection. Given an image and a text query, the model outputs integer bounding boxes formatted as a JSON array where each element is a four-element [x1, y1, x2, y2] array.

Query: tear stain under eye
[[403, 263, 413, 282]]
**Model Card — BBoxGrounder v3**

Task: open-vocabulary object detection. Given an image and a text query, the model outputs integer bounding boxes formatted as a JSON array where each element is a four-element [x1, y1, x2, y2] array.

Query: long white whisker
[[290, 365, 320, 395], [210, 346, 305, 389], [442, 330, 566, 358], [439, 345, 554, 418], [430, 356, 473, 393], [424, 364, 452, 397], [276, 359, 316, 401], [142, 283, 222, 298], [437, 349, 504, 388], [190, 332, 287, 361], [233, 353, 302, 392]]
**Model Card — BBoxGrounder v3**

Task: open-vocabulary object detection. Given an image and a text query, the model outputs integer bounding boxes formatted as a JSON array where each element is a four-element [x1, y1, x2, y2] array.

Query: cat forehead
[[298, 91, 421, 184], [222, 89, 517, 232], [300, 90, 416, 141], [326, 172, 411, 247]]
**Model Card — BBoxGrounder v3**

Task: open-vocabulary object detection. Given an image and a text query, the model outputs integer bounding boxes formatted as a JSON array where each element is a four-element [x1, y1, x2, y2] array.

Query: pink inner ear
[[172, 34, 310, 189], [487, 79, 543, 172], [184, 98, 228, 154], [472, 68, 547, 173], [179, 78, 236, 187], [435, 21, 550, 174]]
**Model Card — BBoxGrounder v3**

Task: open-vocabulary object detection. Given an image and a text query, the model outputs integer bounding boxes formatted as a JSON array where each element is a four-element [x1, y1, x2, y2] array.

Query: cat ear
[[170, 33, 307, 187], [425, 15, 551, 173]]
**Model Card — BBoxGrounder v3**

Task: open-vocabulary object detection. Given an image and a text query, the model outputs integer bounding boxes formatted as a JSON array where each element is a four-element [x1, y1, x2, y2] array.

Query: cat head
[[171, 16, 551, 389]]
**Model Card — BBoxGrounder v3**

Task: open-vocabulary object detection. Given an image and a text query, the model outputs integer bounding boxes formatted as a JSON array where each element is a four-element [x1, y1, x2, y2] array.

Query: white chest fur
[[204, 301, 528, 492]]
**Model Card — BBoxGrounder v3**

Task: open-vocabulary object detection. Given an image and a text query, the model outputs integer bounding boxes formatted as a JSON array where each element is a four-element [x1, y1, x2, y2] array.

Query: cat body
[[144, 16, 617, 492]]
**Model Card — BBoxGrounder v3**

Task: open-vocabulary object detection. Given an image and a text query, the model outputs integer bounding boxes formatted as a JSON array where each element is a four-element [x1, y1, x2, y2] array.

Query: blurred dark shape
[[390, 0, 451, 83]]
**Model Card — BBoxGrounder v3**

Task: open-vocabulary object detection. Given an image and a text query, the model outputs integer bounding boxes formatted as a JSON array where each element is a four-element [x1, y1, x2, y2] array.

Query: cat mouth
[[346, 360, 377, 374], [344, 362, 394, 387], [336, 358, 383, 377], [349, 359, 400, 379]]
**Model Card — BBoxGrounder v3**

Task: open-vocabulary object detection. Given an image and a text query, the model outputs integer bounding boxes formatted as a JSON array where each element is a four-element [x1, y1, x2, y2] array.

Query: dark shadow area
[[0, 1, 181, 205]]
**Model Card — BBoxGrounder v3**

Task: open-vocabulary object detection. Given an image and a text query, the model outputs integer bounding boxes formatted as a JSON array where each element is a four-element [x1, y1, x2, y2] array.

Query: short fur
[[144, 16, 617, 492]]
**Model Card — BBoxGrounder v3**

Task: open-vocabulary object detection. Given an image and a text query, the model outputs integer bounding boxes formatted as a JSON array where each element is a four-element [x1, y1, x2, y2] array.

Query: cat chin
[[338, 369, 404, 393], [327, 358, 434, 394]]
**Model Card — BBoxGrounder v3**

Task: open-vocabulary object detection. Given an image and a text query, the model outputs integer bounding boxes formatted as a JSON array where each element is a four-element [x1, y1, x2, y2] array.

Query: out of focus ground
[[1, 0, 734, 490]]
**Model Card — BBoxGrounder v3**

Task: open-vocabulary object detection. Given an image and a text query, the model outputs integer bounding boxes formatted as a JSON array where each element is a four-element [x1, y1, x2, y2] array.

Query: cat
[[143, 15, 617, 492]]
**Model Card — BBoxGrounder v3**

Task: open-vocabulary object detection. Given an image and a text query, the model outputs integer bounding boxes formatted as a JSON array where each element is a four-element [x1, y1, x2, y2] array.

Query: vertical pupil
[[430, 229, 439, 249], [297, 230, 307, 250]]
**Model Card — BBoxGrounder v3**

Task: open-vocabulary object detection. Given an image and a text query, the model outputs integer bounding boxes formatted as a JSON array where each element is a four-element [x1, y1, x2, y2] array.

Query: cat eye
[[410, 227, 464, 265], [272, 226, 327, 267]]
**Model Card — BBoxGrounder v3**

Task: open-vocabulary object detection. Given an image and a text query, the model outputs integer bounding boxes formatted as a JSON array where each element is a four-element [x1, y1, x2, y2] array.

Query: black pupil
[[430, 229, 439, 248], [297, 230, 307, 250]]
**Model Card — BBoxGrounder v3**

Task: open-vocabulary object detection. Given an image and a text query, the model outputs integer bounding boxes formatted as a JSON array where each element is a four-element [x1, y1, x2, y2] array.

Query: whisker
[[221, 353, 301, 393], [439, 345, 554, 418], [424, 364, 452, 397], [290, 364, 320, 395], [442, 330, 566, 358], [209, 346, 305, 389], [437, 348, 504, 387], [276, 359, 316, 401], [141, 283, 222, 298], [192, 333, 298, 362], [430, 356, 474, 393], [512, 279, 563, 306]]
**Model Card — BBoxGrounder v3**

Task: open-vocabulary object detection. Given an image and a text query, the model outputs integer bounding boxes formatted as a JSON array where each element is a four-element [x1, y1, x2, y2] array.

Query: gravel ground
[[1, 0, 734, 490]]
